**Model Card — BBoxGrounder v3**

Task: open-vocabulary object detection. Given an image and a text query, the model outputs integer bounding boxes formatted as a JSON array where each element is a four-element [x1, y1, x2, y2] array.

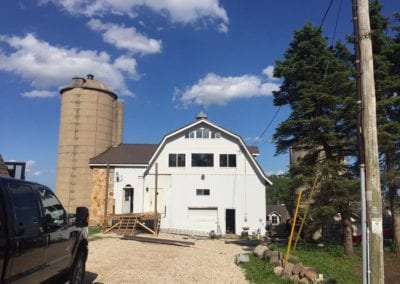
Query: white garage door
[[188, 208, 218, 233]]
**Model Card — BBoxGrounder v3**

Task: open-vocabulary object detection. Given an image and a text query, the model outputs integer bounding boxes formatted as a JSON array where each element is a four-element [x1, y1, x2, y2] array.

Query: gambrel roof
[[144, 117, 272, 185]]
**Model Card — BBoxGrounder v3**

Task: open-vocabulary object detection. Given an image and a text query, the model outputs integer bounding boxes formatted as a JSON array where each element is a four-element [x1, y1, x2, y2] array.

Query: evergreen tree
[[266, 174, 293, 206], [369, 1, 400, 254], [272, 23, 358, 255]]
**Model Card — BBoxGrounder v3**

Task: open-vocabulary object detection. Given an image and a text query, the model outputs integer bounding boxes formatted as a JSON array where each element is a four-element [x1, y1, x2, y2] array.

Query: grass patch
[[88, 225, 103, 236], [239, 254, 291, 284], [289, 244, 361, 283], [241, 244, 361, 284]]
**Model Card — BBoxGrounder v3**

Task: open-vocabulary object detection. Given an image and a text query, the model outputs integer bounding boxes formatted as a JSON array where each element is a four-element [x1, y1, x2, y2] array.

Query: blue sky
[[0, 0, 398, 189]]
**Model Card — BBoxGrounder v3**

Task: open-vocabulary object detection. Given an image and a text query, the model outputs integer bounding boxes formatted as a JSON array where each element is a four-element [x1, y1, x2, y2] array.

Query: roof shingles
[[90, 144, 158, 165], [90, 143, 259, 166]]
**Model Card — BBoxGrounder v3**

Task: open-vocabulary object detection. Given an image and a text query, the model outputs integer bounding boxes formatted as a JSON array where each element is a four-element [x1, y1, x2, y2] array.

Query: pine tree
[[369, 1, 400, 254], [266, 174, 293, 206], [272, 23, 358, 255]]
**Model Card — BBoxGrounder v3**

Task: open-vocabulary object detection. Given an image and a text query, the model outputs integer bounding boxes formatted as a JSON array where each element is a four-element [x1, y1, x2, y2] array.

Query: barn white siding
[[103, 117, 269, 236]]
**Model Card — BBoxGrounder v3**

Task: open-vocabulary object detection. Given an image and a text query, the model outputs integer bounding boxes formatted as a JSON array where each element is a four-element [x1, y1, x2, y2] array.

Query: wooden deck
[[104, 212, 161, 235]]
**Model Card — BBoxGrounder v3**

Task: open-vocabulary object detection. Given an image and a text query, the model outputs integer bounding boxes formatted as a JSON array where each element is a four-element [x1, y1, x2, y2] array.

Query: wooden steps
[[104, 213, 161, 235]]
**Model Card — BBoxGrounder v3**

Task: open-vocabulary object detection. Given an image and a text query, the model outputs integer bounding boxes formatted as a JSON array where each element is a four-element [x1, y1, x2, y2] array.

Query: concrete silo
[[56, 74, 123, 213]]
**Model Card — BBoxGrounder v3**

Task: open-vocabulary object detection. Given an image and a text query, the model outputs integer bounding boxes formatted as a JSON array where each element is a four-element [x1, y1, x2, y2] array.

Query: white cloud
[[245, 136, 263, 144], [266, 170, 286, 176], [23, 160, 43, 177], [262, 65, 277, 81], [25, 160, 36, 172], [217, 23, 228, 33], [21, 90, 56, 98], [88, 19, 162, 55], [175, 68, 280, 107], [0, 33, 136, 97], [40, 0, 228, 26]]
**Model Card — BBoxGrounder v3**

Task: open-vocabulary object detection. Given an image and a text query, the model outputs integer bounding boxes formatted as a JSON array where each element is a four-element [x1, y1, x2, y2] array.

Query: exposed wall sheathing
[[90, 168, 115, 225]]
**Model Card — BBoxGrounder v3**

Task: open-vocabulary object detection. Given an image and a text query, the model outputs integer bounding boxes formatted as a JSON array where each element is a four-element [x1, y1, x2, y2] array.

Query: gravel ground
[[85, 233, 249, 284]]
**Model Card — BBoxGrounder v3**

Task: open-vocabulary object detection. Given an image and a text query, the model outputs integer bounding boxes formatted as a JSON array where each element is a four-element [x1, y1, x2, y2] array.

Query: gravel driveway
[[84, 233, 249, 284]]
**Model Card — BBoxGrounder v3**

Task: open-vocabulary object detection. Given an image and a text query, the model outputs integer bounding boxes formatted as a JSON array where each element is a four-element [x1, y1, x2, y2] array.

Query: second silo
[[56, 74, 123, 213]]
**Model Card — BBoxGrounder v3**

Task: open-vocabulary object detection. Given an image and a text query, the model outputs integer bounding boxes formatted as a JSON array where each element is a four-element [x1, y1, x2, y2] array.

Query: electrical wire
[[324, 0, 343, 78], [251, 106, 281, 146], [319, 0, 335, 31], [330, 0, 343, 47]]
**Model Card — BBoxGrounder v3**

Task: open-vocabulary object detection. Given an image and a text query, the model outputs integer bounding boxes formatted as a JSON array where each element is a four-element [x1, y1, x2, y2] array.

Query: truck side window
[[38, 187, 66, 227], [8, 183, 41, 236]]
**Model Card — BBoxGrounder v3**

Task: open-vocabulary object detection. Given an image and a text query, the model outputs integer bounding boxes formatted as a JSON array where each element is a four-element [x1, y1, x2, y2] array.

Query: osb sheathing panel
[[90, 168, 115, 226]]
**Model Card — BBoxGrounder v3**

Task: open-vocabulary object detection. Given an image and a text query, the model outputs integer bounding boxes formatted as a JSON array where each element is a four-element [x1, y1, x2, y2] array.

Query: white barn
[[90, 113, 272, 236]]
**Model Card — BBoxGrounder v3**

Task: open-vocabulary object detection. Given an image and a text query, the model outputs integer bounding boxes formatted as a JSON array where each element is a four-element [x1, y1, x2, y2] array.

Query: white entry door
[[188, 208, 218, 233]]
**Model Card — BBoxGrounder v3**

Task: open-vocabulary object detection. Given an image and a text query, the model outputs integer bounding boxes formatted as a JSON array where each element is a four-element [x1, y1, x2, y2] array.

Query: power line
[[330, 0, 343, 47], [251, 106, 281, 147], [319, 0, 335, 31], [324, 0, 343, 78]]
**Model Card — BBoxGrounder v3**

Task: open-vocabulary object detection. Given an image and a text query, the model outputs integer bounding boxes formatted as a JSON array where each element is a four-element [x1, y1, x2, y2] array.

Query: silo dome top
[[84, 74, 111, 91], [60, 74, 118, 100]]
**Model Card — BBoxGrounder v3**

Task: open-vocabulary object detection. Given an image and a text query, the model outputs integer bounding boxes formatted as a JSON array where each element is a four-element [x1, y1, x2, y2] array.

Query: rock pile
[[252, 244, 324, 283]]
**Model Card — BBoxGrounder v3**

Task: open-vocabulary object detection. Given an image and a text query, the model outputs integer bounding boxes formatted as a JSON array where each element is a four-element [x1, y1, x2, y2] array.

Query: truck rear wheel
[[67, 250, 85, 284]]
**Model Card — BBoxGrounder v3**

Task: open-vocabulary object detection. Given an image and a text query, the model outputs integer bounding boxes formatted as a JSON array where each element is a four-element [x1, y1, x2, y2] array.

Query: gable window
[[169, 154, 185, 167], [191, 153, 214, 167], [220, 154, 237, 167], [185, 127, 220, 139], [196, 189, 210, 196], [211, 131, 221, 139], [268, 213, 280, 225]]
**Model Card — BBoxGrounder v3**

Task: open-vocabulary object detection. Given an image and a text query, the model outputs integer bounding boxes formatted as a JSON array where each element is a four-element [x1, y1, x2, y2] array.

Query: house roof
[[89, 116, 272, 185], [90, 143, 259, 165], [145, 117, 272, 185], [90, 144, 158, 165], [0, 155, 10, 177], [247, 146, 259, 155], [266, 205, 290, 220]]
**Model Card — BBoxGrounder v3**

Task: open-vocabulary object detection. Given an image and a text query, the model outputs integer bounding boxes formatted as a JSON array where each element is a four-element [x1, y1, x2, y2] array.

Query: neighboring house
[[90, 113, 272, 236], [266, 204, 291, 236]]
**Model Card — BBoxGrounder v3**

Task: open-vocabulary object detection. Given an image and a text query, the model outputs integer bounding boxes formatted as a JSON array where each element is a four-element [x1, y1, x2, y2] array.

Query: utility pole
[[352, 1, 369, 283], [356, 0, 384, 283]]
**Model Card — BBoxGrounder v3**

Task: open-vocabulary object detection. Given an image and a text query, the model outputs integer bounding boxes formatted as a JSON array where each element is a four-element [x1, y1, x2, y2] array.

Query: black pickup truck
[[0, 177, 89, 283]]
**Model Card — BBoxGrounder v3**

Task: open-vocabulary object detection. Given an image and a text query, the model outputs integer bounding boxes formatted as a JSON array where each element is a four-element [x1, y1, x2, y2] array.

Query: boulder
[[253, 244, 269, 259], [273, 266, 283, 276], [299, 267, 312, 278], [281, 262, 294, 276], [290, 274, 300, 283], [304, 269, 318, 282], [292, 262, 304, 275], [235, 253, 249, 264], [315, 274, 324, 283], [265, 250, 281, 265], [298, 277, 310, 284]]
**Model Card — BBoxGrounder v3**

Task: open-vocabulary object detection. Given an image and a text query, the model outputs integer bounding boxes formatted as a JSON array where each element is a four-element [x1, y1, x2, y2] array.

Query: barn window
[[219, 154, 236, 167], [169, 154, 185, 167], [192, 153, 213, 167], [196, 189, 210, 196]]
